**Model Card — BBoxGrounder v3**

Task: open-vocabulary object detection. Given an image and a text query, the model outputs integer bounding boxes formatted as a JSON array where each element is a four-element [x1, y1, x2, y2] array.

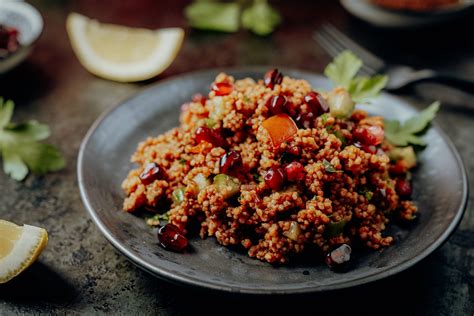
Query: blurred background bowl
[[0, 1, 43, 74]]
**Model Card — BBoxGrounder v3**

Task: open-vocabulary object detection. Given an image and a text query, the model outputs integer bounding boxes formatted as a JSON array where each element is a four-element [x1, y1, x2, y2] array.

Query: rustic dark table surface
[[0, 0, 473, 315]]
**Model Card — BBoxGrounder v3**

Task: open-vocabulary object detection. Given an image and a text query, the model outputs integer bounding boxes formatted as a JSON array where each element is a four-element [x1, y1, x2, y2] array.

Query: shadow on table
[[156, 250, 452, 316], [0, 261, 77, 305]]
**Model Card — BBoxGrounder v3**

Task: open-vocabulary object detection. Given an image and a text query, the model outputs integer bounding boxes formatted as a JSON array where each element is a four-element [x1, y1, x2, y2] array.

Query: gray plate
[[77, 68, 468, 294]]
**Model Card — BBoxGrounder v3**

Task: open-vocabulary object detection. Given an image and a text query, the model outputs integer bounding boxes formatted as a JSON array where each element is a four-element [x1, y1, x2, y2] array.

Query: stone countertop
[[0, 0, 472, 314]]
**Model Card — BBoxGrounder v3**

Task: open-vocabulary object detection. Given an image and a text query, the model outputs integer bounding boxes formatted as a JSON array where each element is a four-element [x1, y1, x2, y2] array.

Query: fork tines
[[314, 24, 385, 76]]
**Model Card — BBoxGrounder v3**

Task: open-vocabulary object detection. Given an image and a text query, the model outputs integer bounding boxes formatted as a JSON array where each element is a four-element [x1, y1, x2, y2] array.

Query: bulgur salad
[[121, 51, 439, 269]]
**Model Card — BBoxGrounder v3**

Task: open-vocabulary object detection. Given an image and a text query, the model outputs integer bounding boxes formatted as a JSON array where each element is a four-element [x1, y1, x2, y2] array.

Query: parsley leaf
[[324, 51, 362, 88], [384, 101, 440, 147], [241, 0, 281, 36], [348, 75, 388, 103], [324, 50, 387, 102], [0, 98, 65, 181], [185, 2, 240, 33]]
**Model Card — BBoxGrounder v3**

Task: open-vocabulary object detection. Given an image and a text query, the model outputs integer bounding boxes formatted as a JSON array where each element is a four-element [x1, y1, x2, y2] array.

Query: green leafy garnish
[[0, 98, 65, 181], [322, 159, 342, 173], [185, 2, 240, 33], [184, 0, 281, 35], [241, 0, 281, 36], [324, 51, 388, 102], [384, 102, 440, 146]]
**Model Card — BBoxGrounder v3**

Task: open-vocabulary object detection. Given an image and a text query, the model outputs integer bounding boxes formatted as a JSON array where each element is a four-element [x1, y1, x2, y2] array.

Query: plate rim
[[77, 66, 469, 294]]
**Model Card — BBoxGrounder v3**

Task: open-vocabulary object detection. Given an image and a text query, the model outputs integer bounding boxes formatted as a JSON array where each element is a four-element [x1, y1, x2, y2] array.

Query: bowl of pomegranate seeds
[[78, 67, 467, 293], [0, 1, 43, 74]]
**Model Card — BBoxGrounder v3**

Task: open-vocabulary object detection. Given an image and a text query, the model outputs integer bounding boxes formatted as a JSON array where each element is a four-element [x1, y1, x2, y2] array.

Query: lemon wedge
[[0, 219, 48, 284], [66, 13, 184, 82]]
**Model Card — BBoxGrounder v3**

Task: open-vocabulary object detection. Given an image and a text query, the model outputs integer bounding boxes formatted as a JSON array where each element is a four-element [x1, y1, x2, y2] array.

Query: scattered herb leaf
[[322, 159, 342, 173], [333, 130, 346, 145], [384, 102, 440, 146], [241, 0, 281, 36], [179, 158, 187, 165], [0, 98, 65, 181], [204, 118, 217, 128], [320, 113, 329, 124], [324, 50, 387, 102], [185, 2, 240, 33], [146, 212, 170, 226]]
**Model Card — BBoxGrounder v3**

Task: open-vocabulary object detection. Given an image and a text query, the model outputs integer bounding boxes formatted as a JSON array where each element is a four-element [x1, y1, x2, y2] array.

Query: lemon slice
[[0, 220, 48, 284], [66, 13, 184, 82]]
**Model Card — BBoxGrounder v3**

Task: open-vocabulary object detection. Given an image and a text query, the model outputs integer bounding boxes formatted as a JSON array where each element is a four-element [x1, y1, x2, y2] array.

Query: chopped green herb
[[204, 118, 217, 128], [179, 158, 187, 165], [333, 130, 346, 145], [322, 159, 342, 173], [253, 172, 263, 182], [325, 220, 347, 237], [326, 125, 335, 133], [243, 96, 251, 103], [365, 191, 373, 201], [0, 98, 65, 181], [172, 187, 186, 205], [241, 0, 281, 36], [146, 212, 170, 226], [320, 113, 329, 124], [324, 50, 387, 102], [384, 102, 440, 146]]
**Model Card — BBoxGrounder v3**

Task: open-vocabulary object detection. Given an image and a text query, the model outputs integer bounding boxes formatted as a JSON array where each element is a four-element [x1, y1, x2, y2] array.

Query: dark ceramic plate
[[78, 68, 468, 294]]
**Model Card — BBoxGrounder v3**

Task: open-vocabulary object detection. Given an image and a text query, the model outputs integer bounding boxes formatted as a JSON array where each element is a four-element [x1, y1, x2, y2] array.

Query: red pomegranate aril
[[139, 162, 165, 185], [265, 95, 287, 115], [396, 179, 413, 198], [389, 160, 408, 175], [264, 167, 286, 191], [295, 112, 315, 129], [195, 126, 224, 147], [192, 93, 207, 105], [264, 69, 283, 89], [220, 150, 243, 175], [304, 91, 329, 115], [353, 126, 384, 146], [211, 82, 233, 96], [325, 244, 352, 271], [288, 145, 300, 156], [157, 224, 188, 252], [284, 162, 305, 181]]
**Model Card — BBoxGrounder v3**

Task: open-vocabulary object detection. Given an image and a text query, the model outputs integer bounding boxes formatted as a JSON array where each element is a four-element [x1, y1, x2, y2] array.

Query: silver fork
[[314, 24, 474, 93]]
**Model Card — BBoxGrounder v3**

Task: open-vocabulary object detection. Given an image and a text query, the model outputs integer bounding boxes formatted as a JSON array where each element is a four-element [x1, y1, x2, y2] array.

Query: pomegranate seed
[[195, 126, 225, 147], [396, 179, 413, 198], [157, 224, 188, 252], [284, 161, 305, 181], [325, 244, 351, 271], [264, 167, 286, 191], [265, 95, 287, 115], [139, 162, 166, 185], [288, 145, 300, 156], [304, 91, 329, 115], [192, 93, 207, 105], [211, 82, 233, 96], [220, 150, 243, 175], [353, 126, 384, 146], [264, 69, 283, 89], [389, 160, 408, 175], [295, 112, 315, 129]]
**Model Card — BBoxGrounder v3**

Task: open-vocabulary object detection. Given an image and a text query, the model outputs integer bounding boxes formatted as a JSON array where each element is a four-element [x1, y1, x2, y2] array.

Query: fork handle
[[419, 74, 474, 94]]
